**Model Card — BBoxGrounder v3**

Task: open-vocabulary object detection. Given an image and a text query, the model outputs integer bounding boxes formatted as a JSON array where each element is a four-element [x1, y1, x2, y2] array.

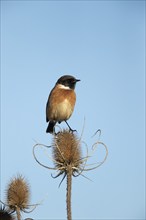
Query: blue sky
[[1, 1, 145, 219]]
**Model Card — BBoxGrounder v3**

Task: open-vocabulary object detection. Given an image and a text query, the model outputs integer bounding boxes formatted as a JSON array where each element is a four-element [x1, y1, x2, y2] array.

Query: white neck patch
[[58, 84, 71, 90]]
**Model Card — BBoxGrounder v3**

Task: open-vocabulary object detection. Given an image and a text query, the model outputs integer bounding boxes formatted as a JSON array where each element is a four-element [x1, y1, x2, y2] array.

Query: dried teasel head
[[0, 205, 15, 220], [33, 128, 108, 185], [6, 175, 30, 212], [52, 130, 82, 175]]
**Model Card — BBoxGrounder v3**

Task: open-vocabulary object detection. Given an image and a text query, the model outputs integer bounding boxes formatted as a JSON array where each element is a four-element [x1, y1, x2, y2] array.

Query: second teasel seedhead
[[1, 174, 39, 220], [6, 175, 30, 212], [52, 130, 82, 174]]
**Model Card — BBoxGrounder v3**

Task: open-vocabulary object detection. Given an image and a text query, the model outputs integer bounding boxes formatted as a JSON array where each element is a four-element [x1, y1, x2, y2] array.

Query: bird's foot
[[69, 127, 77, 133], [65, 121, 77, 133]]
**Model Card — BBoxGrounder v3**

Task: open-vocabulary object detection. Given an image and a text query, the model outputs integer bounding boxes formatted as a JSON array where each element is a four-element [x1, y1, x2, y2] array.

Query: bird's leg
[[65, 121, 76, 133]]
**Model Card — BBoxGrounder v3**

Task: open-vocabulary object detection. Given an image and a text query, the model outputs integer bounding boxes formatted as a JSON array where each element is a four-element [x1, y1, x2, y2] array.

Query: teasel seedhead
[[1, 175, 39, 220], [33, 127, 108, 220], [33, 128, 108, 184], [6, 175, 30, 212], [33, 129, 87, 182], [52, 130, 82, 173], [0, 204, 15, 220]]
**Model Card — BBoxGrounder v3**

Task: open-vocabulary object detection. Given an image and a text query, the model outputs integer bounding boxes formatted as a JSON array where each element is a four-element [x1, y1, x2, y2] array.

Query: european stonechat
[[46, 75, 80, 133]]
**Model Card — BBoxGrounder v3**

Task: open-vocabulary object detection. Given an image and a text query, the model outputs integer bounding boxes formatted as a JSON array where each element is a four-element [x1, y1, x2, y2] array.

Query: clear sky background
[[1, 1, 145, 219]]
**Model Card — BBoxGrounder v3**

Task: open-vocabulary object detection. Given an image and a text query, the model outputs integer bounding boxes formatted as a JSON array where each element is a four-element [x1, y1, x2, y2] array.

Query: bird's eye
[[67, 79, 71, 83], [64, 79, 71, 84]]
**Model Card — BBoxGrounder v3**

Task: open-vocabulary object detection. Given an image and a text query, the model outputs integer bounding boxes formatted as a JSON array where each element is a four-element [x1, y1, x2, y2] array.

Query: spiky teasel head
[[52, 130, 82, 175], [0, 205, 15, 220], [6, 175, 30, 212], [33, 128, 108, 184]]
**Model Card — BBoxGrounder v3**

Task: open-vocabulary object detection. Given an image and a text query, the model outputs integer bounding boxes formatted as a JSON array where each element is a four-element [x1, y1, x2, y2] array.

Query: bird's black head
[[56, 75, 80, 90]]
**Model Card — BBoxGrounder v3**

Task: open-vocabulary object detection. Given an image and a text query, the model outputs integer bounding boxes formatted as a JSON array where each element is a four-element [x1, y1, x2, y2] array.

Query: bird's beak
[[76, 79, 81, 82]]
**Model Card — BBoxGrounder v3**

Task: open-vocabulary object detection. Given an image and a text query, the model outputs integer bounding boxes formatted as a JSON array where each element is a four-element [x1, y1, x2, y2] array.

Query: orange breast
[[46, 86, 76, 121]]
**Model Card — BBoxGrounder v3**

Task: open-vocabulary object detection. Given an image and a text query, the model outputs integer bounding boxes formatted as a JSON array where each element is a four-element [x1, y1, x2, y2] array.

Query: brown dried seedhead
[[6, 175, 30, 212], [52, 130, 82, 174], [33, 128, 108, 182]]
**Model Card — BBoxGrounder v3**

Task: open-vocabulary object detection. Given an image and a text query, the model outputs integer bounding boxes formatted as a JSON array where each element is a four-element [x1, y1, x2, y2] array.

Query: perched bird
[[46, 75, 80, 133]]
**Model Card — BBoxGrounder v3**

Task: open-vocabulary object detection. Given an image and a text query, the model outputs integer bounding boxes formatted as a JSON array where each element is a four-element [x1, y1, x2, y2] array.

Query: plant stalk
[[66, 165, 72, 220], [16, 206, 21, 220]]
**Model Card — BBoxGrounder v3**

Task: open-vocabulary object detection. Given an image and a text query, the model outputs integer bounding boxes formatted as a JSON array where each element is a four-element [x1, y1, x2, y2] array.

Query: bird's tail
[[46, 121, 56, 133]]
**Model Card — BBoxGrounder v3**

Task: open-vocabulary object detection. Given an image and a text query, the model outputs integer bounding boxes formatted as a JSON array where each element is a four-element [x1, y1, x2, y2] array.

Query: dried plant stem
[[16, 206, 21, 220], [66, 165, 72, 220]]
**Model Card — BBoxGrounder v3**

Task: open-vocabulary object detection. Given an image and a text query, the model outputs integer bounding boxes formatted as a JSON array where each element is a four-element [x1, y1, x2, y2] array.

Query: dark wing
[[46, 98, 49, 122], [46, 87, 54, 122]]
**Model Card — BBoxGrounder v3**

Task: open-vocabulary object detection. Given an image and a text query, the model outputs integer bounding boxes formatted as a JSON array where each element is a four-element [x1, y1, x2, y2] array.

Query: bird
[[46, 75, 80, 133]]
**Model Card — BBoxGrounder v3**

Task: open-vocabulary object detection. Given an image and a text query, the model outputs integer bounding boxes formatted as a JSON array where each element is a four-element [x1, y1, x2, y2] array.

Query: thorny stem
[[66, 165, 72, 220], [16, 206, 21, 220]]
